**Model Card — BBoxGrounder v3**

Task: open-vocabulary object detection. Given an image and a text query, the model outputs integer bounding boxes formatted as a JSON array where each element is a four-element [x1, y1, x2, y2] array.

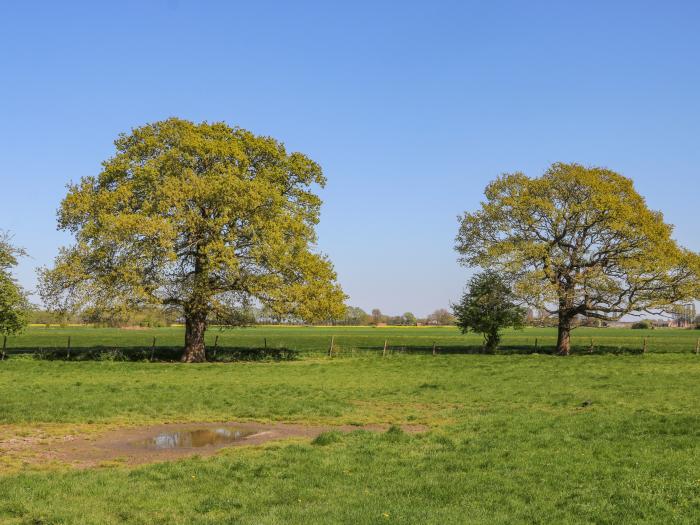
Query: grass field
[[1, 326, 700, 523], [3, 325, 700, 357]]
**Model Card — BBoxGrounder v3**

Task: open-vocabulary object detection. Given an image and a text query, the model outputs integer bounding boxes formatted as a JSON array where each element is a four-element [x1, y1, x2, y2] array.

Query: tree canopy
[[39, 118, 346, 361], [453, 271, 525, 352], [456, 162, 700, 354], [0, 232, 30, 338], [426, 308, 455, 326]]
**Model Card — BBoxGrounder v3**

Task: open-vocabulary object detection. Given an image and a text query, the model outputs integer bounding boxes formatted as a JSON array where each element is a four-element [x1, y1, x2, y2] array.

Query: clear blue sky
[[1, 1, 699, 317]]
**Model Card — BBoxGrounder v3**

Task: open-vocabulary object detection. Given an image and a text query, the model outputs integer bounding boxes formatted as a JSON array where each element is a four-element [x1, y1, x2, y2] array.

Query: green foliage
[[339, 306, 370, 325], [631, 320, 653, 329], [453, 271, 525, 351], [0, 232, 30, 336], [426, 308, 455, 326], [402, 312, 417, 326], [39, 118, 346, 360], [456, 162, 700, 353]]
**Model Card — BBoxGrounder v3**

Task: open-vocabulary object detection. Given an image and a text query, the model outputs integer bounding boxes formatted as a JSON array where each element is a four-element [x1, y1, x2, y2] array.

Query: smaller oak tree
[[453, 271, 525, 352], [456, 163, 700, 354]]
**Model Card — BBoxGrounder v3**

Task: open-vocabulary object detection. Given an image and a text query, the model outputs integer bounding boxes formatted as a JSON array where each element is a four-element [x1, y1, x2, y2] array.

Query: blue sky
[[1, 1, 699, 317]]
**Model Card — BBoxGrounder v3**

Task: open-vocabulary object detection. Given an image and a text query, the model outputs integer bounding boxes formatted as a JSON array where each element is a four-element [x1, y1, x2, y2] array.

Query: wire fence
[[2, 329, 699, 362]]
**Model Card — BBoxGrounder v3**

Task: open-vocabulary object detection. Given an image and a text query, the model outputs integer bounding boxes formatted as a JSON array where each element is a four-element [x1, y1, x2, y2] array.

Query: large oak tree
[[456, 163, 700, 354], [40, 118, 346, 362]]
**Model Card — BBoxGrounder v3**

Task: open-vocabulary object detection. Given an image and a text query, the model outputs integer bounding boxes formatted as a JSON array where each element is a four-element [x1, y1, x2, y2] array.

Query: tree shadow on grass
[[3, 344, 659, 361], [4, 346, 299, 362]]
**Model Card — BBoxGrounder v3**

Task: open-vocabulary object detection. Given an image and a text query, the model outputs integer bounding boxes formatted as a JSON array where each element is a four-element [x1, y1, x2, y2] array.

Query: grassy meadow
[[1, 326, 699, 523], [3, 324, 700, 357]]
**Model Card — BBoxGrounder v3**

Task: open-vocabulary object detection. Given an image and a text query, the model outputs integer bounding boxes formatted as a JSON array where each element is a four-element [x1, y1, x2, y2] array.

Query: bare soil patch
[[5, 422, 426, 469]]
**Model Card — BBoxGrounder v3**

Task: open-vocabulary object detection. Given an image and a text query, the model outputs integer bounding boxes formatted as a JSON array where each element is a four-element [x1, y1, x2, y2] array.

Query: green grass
[[1, 326, 700, 523], [4, 325, 700, 356]]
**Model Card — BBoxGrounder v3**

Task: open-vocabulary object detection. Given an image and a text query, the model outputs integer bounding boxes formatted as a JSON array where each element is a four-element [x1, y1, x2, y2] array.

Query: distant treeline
[[28, 306, 459, 328], [28, 303, 699, 329], [335, 307, 456, 326]]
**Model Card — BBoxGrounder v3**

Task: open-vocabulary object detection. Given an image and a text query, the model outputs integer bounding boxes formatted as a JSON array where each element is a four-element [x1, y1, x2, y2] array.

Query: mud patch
[[136, 427, 256, 449], [15, 422, 426, 468]]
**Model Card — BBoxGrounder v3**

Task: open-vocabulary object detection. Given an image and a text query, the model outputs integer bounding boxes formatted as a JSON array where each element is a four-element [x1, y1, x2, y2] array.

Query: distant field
[[3, 325, 700, 357], [1, 326, 700, 523]]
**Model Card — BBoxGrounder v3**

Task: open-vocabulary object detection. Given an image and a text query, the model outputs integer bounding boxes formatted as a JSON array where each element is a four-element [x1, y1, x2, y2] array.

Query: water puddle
[[134, 427, 256, 450]]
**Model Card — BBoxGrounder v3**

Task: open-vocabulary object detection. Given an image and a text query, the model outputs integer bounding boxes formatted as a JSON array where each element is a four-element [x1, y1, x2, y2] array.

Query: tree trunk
[[182, 245, 210, 363], [556, 314, 572, 355], [484, 331, 500, 353], [182, 311, 207, 363]]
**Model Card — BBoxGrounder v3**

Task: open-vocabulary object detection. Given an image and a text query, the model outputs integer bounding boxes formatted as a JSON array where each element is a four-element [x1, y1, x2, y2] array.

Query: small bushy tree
[[0, 232, 30, 337], [453, 271, 525, 352]]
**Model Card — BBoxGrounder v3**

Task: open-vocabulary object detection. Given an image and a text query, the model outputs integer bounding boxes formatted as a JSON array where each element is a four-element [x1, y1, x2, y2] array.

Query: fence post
[[328, 335, 335, 357], [695, 338, 699, 355], [67, 336, 71, 360], [264, 337, 267, 349], [382, 339, 388, 357], [642, 337, 648, 354], [213, 335, 219, 360], [589, 337, 594, 354], [150, 336, 156, 361], [1, 335, 6, 361], [432, 341, 436, 355]]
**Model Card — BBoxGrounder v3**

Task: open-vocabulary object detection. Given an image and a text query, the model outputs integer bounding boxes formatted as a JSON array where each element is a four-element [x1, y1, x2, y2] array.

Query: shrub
[[631, 320, 652, 329]]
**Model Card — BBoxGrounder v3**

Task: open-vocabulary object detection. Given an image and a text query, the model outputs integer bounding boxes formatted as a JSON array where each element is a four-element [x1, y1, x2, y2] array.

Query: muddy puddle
[[136, 427, 256, 450], [12, 422, 426, 468]]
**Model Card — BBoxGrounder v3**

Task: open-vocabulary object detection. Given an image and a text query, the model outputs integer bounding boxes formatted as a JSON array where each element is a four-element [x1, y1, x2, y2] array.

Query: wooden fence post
[[67, 336, 71, 360], [213, 335, 219, 359], [328, 335, 335, 357], [695, 338, 699, 355], [382, 339, 388, 357], [642, 337, 648, 354], [534, 338, 538, 351], [1, 335, 6, 361], [264, 337, 267, 349], [589, 337, 594, 353], [432, 341, 436, 355], [150, 336, 157, 361]]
